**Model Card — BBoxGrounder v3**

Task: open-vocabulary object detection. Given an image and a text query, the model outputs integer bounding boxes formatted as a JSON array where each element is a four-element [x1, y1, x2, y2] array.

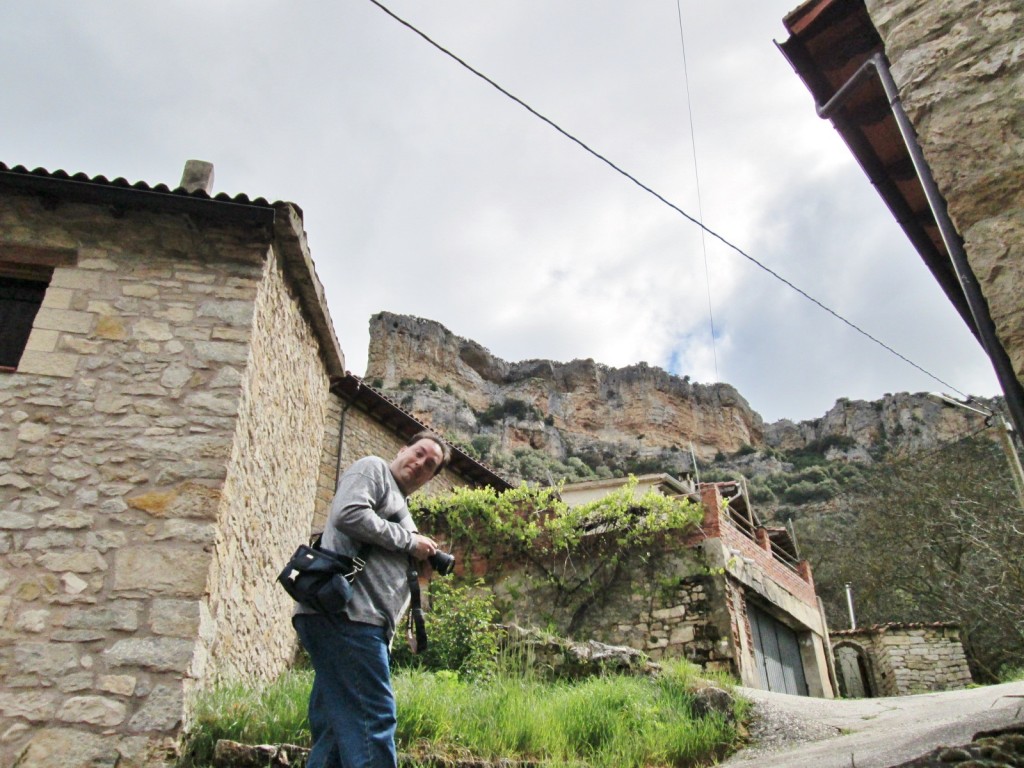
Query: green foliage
[[802, 435, 1024, 681], [746, 482, 776, 505], [486, 449, 599, 485], [182, 660, 743, 768], [781, 479, 838, 504], [391, 579, 500, 681], [477, 398, 541, 426], [180, 669, 313, 766], [780, 435, 858, 471], [998, 664, 1024, 683], [410, 478, 702, 606], [469, 434, 496, 459], [393, 659, 742, 768], [620, 456, 666, 475]]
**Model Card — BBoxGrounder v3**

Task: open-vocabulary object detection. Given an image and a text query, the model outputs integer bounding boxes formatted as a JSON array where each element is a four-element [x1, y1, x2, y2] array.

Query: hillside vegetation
[[366, 313, 1022, 680]]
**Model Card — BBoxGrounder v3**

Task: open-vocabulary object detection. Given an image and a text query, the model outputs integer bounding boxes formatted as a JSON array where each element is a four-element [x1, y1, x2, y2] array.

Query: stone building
[[479, 477, 835, 698], [0, 161, 507, 767], [831, 622, 973, 697], [780, 0, 1024, 431]]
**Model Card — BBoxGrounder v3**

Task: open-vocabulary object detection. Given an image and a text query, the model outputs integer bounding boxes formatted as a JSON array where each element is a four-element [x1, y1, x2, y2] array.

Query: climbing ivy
[[410, 477, 703, 602]]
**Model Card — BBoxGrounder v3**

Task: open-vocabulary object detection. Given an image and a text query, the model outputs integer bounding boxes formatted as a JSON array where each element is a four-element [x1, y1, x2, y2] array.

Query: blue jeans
[[293, 614, 397, 768]]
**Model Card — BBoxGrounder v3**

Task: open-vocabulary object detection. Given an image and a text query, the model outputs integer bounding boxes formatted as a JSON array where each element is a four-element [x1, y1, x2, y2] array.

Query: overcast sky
[[2, 1, 1000, 423]]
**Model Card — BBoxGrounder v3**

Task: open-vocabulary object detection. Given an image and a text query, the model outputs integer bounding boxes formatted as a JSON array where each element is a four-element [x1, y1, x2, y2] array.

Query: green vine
[[410, 477, 703, 617]]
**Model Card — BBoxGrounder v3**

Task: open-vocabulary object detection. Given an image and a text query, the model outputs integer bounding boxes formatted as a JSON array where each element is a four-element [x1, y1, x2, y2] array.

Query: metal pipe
[[335, 388, 358, 485], [813, 53, 1024, 444], [845, 583, 857, 630]]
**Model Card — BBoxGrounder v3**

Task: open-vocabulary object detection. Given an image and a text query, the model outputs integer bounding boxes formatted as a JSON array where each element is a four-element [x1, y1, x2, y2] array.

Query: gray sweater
[[295, 456, 418, 640]]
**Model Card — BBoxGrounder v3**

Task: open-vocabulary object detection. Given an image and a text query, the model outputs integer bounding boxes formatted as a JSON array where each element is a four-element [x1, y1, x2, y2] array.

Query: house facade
[[0, 162, 506, 767], [479, 476, 835, 698]]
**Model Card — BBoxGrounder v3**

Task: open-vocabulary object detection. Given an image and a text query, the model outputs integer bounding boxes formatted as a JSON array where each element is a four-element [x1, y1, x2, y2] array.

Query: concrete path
[[720, 681, 1024, 768]]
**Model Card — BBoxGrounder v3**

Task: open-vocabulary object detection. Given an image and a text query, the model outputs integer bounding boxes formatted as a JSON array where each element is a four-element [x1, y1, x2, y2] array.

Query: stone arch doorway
[[834, 641, 876, 698]]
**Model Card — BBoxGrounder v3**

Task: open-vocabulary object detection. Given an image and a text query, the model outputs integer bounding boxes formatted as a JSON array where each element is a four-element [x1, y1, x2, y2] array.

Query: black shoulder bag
[[277, 533, 369, 613]]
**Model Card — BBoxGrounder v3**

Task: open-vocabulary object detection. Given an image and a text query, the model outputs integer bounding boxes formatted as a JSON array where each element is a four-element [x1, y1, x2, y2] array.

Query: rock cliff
[[364, 312, 997, 480]]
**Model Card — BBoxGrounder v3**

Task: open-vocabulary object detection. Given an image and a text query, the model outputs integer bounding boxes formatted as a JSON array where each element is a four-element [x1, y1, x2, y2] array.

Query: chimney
[[179, 159, 215, 194]]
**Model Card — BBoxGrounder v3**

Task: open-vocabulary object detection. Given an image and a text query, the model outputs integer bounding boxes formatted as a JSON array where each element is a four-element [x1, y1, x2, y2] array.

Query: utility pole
[[930, 392, 1024, 510]]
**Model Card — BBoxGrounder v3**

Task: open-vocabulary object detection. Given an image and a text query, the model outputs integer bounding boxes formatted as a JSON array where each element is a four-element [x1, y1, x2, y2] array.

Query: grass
[[181, 660, 746, 768], [999, 665, 1024, 683]]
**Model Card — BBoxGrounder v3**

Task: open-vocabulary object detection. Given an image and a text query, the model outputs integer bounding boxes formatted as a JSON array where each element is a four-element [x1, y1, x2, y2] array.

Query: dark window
[[0, 275, 49, 368]]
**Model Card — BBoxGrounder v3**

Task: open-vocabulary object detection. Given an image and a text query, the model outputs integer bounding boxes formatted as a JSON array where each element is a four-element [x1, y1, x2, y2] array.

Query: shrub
[[782, 479, 838, 504], [477, 398, 540, 426], [470, 434, 496, 459], [392, 579, 500, 681]]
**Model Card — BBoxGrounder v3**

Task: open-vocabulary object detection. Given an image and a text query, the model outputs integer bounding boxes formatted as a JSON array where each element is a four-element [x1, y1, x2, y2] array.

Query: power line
[[675, 0, 718, 383], [365, 0, 969, 399]]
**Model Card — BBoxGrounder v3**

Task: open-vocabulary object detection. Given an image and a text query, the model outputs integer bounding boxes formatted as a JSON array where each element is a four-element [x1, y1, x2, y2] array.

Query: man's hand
[[408, 533, 438, 560]]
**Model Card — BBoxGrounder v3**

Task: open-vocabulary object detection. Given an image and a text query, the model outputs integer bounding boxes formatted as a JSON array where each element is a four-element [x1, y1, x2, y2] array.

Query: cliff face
[[365, 312, 995, 474], [366, 312, 764, 463]]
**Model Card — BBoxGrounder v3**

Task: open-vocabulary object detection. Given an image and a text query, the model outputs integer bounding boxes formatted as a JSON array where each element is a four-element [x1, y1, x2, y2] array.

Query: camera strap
[[405, 558, 428, 654]]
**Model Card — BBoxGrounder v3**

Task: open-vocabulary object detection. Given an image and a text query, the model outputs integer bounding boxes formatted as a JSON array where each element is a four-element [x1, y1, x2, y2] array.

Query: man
[[293, 431, 451, 768]]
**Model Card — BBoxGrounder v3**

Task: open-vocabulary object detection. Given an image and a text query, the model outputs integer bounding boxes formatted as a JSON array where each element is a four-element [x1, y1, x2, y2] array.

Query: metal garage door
[[748, 601, 809, 696]]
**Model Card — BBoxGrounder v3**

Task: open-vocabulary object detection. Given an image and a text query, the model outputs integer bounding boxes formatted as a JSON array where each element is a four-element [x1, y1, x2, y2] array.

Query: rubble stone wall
[[867, 0, 1024, 382], [487, 541, 736, 669], [833, 624, 973, 696], [199, 248, 331, 686], [0, 192, 285, 766]]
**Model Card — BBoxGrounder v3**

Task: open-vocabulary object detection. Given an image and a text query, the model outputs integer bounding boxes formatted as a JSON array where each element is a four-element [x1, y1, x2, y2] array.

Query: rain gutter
[[803, 52, 1024, 442]]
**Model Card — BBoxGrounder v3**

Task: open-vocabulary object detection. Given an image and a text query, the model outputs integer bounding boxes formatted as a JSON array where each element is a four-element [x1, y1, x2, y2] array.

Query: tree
[[807, 435, 1024, 681]]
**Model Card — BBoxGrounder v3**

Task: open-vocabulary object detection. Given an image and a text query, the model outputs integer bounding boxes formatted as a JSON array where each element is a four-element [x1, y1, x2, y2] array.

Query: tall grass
[[181, 669, 312, 766], [182, 660, 744, 768]]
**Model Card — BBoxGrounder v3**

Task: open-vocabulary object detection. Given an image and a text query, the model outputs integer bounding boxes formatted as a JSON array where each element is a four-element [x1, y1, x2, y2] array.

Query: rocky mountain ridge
[[365, 312, 997, 481]]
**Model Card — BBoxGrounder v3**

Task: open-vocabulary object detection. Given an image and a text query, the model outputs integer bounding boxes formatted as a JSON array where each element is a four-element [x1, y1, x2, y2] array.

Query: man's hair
[[406, 430, 452, 476]]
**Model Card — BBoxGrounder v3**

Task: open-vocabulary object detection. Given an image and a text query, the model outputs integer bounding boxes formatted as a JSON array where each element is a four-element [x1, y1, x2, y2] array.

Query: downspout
[[810, 52, 1024, 443], [334, 381, 359, 485]]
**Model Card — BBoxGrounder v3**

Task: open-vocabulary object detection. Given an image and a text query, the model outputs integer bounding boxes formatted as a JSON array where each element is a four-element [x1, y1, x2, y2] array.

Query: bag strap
[[310, 531, 372, 565], [405, 557, 429, 654]]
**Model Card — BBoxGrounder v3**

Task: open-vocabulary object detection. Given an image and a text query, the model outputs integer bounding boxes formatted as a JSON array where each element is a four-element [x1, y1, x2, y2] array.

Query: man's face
[[390, 438, 444, 495]]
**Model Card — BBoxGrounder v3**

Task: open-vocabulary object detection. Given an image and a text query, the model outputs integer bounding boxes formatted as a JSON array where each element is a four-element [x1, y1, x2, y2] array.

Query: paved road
[[720, 681, 1024, 768]]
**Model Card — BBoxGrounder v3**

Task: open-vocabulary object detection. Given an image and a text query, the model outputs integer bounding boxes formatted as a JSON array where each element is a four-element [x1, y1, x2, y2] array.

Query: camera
[[428, 550, 455, 576]]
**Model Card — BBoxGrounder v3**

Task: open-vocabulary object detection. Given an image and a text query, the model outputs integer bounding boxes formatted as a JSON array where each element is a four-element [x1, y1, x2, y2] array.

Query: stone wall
[[832, 623, 973, 696], [0, 190, 312, 766], [198, 248, 332, 686], [866, 0, 1024, 383], [485, 536, 735, 668]]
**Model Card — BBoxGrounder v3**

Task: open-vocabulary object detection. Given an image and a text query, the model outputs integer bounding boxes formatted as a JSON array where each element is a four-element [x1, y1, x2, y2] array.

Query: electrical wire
[[365, 0, 970, 399], [675, 0, 718, 383]]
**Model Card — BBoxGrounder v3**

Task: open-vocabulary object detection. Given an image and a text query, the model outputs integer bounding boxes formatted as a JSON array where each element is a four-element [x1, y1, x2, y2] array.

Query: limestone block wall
[[877, 625, 973, 695], [198, 247, 332, 686], [866, 0, 1024, 381], [832, 624, 973, 696], [0, 193, 268, 766]]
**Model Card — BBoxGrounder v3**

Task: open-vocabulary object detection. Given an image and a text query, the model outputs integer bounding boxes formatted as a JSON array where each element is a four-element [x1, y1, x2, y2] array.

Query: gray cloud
[[1, 0, 999, 423]]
